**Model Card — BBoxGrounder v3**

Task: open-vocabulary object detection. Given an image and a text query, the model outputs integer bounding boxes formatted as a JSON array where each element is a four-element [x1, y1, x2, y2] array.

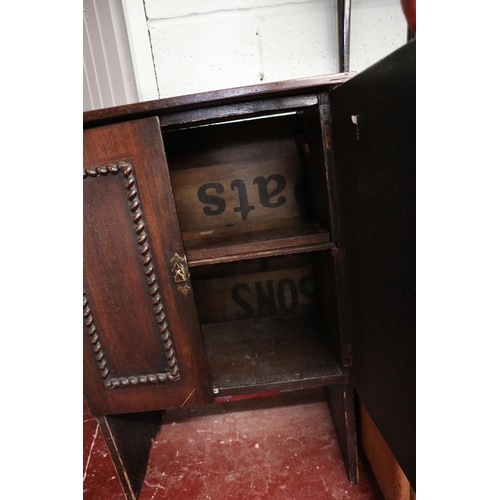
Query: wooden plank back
[[165, 115, 307, 233], [193, 264, 316, 324]]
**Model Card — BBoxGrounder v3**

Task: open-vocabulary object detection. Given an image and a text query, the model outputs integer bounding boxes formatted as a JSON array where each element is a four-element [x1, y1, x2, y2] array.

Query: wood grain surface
[[83, 117, 213, 416], [193, 256, 316, 323]]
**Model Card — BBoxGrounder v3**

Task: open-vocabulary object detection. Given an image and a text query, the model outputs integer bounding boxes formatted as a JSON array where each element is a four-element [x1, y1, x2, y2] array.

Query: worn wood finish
[[165, 114, 307, 232], [164, 112, 337, 266], [97, 410, 163, 500], [294, 100, 350, 368], [298, 94, 352, 368], [202, 314, 346, 396], [83, 117, 214, 416], [83, 73, 355, 129], [188, 240, 336, 267], [191, 253, 315, 280], [185, 220, 333, 266], [330, 40, 416, 488], [297, 103, 335, 236], [160, 95, 318, 129], [169, 156, 304, 232], [325, 380, 359, 485], [192, 256, 316, 324], [318, 92, 353, 368], [164, 113, 300, 167]]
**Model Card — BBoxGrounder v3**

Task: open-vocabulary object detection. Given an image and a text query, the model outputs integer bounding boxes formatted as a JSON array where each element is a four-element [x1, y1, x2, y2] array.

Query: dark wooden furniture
[[83, 40, 415, 499]]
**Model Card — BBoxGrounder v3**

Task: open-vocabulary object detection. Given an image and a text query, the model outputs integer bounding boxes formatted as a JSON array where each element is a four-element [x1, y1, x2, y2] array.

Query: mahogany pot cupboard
[[83, 40, 415, 499]]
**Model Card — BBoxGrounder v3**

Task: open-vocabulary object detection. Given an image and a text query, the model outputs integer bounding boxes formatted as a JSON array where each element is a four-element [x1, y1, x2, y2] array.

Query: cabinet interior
[[190, 251, 345, 397], [162, 108, 337, 267], [162, 106, 344, 398]]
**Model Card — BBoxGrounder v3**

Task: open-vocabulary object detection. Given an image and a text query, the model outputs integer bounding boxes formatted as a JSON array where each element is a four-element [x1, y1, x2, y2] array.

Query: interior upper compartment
[[162, 109, 336, 266]]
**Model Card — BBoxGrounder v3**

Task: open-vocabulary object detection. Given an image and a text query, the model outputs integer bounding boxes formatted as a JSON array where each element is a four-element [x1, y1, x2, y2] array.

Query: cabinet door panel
[[84, 117, 213, 416], [330, 41, 415, 487]]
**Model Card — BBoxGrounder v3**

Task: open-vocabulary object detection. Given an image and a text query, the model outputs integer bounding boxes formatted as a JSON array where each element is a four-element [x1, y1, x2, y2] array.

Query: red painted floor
[[83, 400, 125, 500], [84, 391, 383, 500]]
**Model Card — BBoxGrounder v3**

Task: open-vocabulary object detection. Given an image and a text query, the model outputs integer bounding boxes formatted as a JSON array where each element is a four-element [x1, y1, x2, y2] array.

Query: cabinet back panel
[[164, 115, 308, 233], [192, 254, 316, 324]]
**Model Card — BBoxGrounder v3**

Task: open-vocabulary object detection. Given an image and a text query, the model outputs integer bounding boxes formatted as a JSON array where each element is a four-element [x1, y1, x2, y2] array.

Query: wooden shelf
[[201, 314, 346, 397], [184, 220, 336, 266]]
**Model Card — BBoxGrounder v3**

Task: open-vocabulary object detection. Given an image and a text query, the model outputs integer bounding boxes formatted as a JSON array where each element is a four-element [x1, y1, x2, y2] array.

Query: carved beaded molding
[[83, 161, 180, 389]]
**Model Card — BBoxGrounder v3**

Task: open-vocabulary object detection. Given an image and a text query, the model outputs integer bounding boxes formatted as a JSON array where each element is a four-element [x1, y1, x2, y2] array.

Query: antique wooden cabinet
[[83, 40, 415, 499]]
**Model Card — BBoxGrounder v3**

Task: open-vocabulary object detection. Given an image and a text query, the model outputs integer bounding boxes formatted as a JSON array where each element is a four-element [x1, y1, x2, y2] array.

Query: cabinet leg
[[97, 411, 163, 500], [325, 381, 359, 484]]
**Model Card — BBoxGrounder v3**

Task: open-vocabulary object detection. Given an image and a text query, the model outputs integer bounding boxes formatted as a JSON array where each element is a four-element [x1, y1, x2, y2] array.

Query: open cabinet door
[[84, 117, 213, 416], [330, 41, 416, 488]]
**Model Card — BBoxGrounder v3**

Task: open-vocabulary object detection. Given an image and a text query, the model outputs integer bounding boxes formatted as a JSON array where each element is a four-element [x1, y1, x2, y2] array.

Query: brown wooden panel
[[84, 174, 165, 377], [83, 72, 355, 128], [185, 219, 332, 265], [313, 250, 343, 366], [159, 95, 318, 129], [83, 117, 214, 416], [301, 96, 352, 368], [170, 159, 303, 231], [330, 40, 416, 488], [192, 256, 316, 323], [191, 252, 315, 280], [98, 410, 163, 500], [297, 101, 336, 236], [165, 115, 306, 233], [325, 381, 359, 485]]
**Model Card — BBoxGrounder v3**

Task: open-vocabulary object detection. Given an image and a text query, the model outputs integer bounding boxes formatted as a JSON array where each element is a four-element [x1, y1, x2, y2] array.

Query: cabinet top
[[83, 73, 354, 129]]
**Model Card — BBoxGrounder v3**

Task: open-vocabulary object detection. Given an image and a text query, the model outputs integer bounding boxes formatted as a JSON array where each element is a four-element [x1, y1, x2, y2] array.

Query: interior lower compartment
[[190, 251, 344, 398]]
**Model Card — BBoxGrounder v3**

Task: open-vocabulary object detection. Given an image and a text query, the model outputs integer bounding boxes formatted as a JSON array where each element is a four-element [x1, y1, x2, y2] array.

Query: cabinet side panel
[[330, 41, 415, 488]]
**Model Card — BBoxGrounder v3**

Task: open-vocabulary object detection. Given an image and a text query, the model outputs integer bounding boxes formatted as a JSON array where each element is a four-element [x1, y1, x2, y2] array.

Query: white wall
[[84, 0, 408, 109], [144, 0, 407, 99], [145, 0, 339, 98], [350, 0, 407, 72]]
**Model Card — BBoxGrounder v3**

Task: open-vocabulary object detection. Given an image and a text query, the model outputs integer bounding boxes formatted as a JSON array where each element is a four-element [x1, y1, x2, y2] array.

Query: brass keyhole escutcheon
[[172, 261, 187, 283], [171, 253, 191, 296]]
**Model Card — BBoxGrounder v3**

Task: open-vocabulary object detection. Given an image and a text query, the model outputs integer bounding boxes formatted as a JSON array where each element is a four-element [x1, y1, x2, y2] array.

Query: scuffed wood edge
[[83, 73, 356, 128]]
